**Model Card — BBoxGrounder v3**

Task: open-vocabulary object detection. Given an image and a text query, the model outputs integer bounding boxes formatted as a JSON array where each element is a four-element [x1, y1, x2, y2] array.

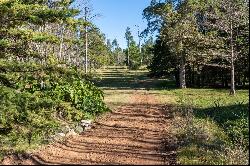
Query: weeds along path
[[2, 67, 176, 165]]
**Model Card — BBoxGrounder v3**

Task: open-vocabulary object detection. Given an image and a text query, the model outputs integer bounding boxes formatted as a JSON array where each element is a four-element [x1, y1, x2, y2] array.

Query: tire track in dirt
[[2, 90, 176, 165]]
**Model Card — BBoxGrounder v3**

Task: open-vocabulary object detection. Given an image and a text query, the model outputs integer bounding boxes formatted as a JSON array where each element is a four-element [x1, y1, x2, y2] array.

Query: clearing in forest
[[2, 67, 177, 165]]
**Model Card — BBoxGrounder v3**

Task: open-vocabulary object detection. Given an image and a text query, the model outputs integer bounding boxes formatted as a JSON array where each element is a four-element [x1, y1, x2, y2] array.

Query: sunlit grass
[[162, 88, 249, 108], [166, 88, 249, 165], [95, 66, 176, 106]]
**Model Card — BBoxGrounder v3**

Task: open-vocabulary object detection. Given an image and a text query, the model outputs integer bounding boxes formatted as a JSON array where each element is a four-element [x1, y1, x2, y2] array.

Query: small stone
[[81, 120, 92, 129], [81, 123, 91, 128], [85, 126, 91, 130], [57, 133, 65, 137], [66, 129, 77, 137], [81, 120, 92, 124]]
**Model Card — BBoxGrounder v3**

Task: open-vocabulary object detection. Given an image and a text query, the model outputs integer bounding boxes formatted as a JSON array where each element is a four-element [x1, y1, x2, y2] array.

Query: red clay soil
[[1, 91, 176, 165]]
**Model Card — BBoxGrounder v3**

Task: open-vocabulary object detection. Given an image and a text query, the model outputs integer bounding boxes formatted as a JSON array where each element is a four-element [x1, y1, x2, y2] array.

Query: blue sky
[[87, 0, 152, 49]]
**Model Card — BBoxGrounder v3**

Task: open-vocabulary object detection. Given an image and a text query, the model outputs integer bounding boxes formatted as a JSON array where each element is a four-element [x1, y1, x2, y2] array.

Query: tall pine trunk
[[85, 26, 88, 73], [84, 7, 88, 73], [59, 24, 64, 61], [179, 53, 186, 89], [230, 21, 236, 95], [127, 41, 130, 66], [230, 47, 235, 95]]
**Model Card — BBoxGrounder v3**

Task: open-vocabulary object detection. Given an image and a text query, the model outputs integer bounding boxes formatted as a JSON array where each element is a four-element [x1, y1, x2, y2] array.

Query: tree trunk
[[230, 55, 235, 95], [192, 64, 195, 87], [229, 22, 236, 95], [85, 28, 88, 73], [59, 24, 64, 61], [179, 54, 186, 89], [127, 42, 130, 66], [84, 7, 88, 73], [117, 52, 119, 65]]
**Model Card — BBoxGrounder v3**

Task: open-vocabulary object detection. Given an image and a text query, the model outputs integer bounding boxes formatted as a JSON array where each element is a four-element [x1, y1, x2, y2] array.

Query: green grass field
[[162, 88, 249, 165]]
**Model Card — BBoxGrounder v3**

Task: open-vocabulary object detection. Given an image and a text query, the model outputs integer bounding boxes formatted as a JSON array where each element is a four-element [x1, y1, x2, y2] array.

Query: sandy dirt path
[[2, 89, 176, 165]]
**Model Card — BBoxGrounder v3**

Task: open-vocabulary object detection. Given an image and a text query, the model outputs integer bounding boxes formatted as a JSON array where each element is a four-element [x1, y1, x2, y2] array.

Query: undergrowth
[[0, 61, 110, 160], [167, 89, 249, 165]]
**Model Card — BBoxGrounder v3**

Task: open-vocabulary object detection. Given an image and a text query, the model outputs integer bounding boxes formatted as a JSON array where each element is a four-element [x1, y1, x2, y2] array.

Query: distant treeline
[[143, 0, 249, 93]]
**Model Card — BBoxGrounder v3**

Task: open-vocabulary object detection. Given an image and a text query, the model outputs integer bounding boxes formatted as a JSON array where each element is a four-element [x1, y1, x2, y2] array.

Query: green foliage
[[225, 118, 249, 147], [141, 37, 154, 66], [175, 118, 232, 165], [144, 0, 249, 90], [124, 27, 141, 69], [86, 26, 114, 68], [0, 62, 109, 157], [148, 37, 178, 78], [0, 0, 81, 59], [128, 41, 141, 70], [0, 0, 110, 160], [0, 86, 60, 152], [52, 79, 108, 116]]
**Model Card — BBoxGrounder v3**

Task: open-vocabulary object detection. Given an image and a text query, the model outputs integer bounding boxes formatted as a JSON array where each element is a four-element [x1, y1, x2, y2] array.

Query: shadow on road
[[27, 103, 177, 165]]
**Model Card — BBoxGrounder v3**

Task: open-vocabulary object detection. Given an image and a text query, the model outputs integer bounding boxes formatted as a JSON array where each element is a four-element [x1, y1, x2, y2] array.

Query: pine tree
[[204, 0, 249, 95]]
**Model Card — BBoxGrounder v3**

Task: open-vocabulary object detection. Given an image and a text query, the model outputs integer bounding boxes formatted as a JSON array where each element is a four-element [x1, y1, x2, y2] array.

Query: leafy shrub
[[0, 62, 110, 157]]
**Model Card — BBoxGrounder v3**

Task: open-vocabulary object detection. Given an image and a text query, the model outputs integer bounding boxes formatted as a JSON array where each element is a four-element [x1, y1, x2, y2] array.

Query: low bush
[[0, 62, 110, 159]]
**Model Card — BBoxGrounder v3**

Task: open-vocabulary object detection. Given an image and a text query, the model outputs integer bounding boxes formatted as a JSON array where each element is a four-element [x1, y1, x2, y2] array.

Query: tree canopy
[[143, 0, 249, 93]]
